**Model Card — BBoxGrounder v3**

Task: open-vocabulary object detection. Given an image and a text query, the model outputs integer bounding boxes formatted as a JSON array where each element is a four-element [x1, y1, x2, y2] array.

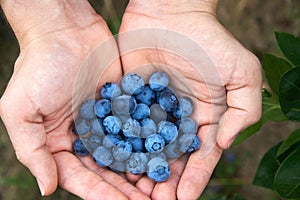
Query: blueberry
[[112, 95, 137, 115], [121, 73, 145, 95], [149, 104, 167, 124], [126, 152, 149, 174], [173, 96, 194, 118], [87, 134, 102, 151], [73, 117, 90, 136], [112, 140, 132, 161], [109, 160, 126, 173], [90, 118, 105, 136], [147, 157, 170, 182], [177, 118, 198, 135], [122, 118, 141, 138], [157, 121, 178, 143], [101, 82, 121, 100], [103, 116, 122, 135], [94, 99, 111, 118], [149, 71, 169, 91], [79, 99, 96, 120], [158, 88, 179, 112], [145, 134, 166, 153], [72, 71, 201, 181], [126, 137, 145, 152], [131, 103, 150, 120], [93, 146, 113, 167], [179, 134, 201, 153], [140, 118, 157, 138], [103, 134, 122, 148], [73, 138, 89, 156], [135, 85, 156, 106], [164, 141, 182, 159]]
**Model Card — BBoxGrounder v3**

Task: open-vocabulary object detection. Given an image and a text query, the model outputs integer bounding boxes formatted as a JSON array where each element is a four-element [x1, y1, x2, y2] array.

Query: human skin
[[0, 0, 149, 199], [0, 0, 262, 199], [118, 0, 262, 199]]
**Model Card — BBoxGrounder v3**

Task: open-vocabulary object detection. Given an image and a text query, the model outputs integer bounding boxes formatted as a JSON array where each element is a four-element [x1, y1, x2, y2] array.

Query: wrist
[[128, 0, 217, 16], [1, 0, 98, 46]]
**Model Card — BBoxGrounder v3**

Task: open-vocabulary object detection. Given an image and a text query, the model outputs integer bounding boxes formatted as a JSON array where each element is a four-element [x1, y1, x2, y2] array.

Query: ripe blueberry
[[93, 146, 113, 167], [135, 85, 156, 106], [94, 99, 111, 118], [73, 138, 89, 156], [103, 115, 122, 135], [79, 99, 96, 120], [149, 71, 169, 91], [101, 82, 121, 100], [121, 73, 145, 95], [131, 103, 150, 120], [112, 95, 137, 115], [157, 121, 178, 144], [147, 157, 170, 182], [145, 134, 166, 153]]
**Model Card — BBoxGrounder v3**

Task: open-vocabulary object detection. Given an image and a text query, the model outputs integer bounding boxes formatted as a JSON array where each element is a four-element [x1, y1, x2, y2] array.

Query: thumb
[[217, 53, 262, 149], [1, 97, 58, 196], [12, 122, 58, 196], [0, 98, 3, 118], [216, 87, 262, 149], [216, 108, 255, 149]]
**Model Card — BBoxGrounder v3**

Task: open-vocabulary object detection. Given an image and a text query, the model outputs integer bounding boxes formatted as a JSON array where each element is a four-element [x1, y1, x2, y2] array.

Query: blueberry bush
[[234, 32, 300, 199]]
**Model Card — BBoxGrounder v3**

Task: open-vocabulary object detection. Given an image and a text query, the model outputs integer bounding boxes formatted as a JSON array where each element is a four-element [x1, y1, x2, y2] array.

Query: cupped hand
[[0, 1, 149, 199], [118, 1, 262, 199]]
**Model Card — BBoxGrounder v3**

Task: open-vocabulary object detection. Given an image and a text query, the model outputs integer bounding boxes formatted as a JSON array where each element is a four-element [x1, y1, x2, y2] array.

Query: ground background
[[0, 0, 299, 199]]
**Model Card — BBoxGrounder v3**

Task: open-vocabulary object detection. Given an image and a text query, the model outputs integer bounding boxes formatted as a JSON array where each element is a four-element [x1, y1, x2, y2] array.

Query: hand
[[118, 0, 262, 199], [0, 1, 149, 199]]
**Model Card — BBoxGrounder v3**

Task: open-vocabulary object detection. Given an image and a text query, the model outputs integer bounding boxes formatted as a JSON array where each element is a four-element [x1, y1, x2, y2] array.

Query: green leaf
[[252, 142, 282, 189], [279, 67, 300, 121], [233, 118, 263, 145], [275, 32, 300, 66], [263, 94, 287, 122], [262, 54, 293, 95], [277, 129, 300, 163], [274, 146, 300, 199]]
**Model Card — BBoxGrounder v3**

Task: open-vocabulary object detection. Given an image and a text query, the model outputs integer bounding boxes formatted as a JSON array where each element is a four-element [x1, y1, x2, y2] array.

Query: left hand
[[0, 1, 150, 199]]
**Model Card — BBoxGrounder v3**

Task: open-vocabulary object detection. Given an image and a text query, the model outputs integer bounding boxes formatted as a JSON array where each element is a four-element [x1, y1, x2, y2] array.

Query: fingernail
[[36, 178, 45, 196]]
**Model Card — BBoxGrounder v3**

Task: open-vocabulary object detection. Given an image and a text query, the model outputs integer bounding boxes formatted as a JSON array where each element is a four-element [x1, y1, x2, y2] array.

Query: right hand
[[118, 0, 262, 199]]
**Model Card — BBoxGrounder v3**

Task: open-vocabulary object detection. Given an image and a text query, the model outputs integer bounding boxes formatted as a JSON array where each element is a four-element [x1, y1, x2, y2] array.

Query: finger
[[54, 152, 129, 200], [177, 125, 223, 199], [151, 155, 188, 200], [19, 138, 58, 196], [217, 56, 262, 149], [3, 121, 58, 196], [126, 172, 143, 183], [79, 155, 151, 200], [136, 175, 156, 196], [0, 98, 2, 117]]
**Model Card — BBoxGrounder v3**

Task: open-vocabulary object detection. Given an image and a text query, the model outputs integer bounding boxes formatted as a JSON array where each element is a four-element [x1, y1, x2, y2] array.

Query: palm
[[0, 17, 148, 199], [119, 9, 261, 199]]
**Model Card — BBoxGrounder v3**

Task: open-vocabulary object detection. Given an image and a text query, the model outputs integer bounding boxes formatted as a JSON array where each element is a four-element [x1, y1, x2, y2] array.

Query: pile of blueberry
[[72, 71, 200, 182]]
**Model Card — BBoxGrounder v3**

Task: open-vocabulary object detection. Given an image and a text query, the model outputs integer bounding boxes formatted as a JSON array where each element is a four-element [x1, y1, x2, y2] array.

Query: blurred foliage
[[199, 150, 246, 199], [235, 32, 300, 199]]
